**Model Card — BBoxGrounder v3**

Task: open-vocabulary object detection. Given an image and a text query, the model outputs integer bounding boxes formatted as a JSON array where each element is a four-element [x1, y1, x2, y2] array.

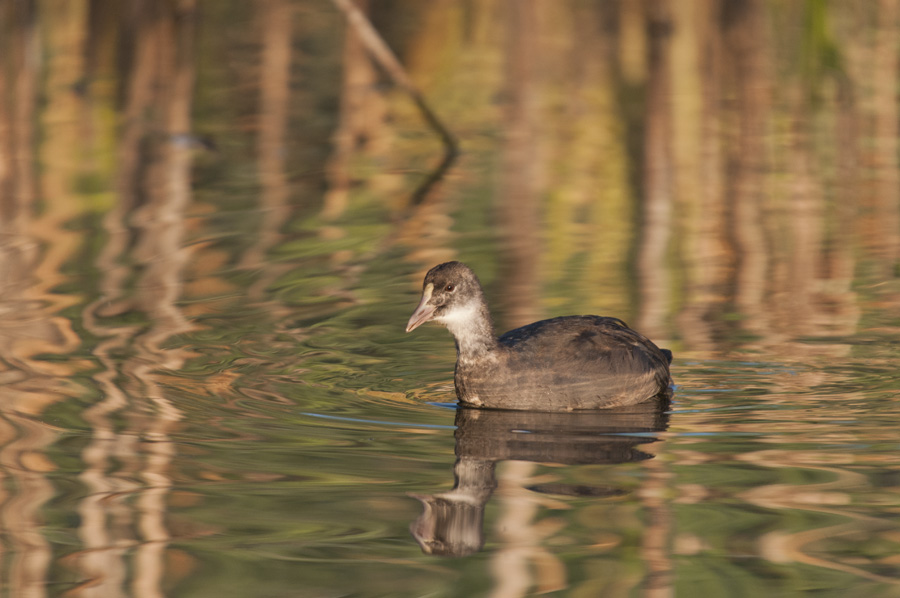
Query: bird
[[405, 261, 673, 411]]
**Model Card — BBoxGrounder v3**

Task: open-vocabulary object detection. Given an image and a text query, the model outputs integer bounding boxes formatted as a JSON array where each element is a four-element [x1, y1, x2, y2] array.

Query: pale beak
[[406, 283, 435, 332]]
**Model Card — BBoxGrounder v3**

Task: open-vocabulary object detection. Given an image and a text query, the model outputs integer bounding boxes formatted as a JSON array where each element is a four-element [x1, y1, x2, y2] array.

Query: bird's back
[[456, 316, 672, 410]]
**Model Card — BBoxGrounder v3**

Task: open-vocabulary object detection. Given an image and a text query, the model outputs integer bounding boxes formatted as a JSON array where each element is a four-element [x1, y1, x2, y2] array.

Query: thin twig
[[331, 0, 458, 206]]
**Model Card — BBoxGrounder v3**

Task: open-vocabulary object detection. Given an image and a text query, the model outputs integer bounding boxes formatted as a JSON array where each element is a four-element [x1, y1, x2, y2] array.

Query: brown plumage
[[406, 261, 673, 411]]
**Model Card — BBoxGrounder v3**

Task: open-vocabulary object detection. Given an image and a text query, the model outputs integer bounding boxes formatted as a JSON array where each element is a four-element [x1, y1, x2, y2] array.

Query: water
[[3, 1, 900, 596]]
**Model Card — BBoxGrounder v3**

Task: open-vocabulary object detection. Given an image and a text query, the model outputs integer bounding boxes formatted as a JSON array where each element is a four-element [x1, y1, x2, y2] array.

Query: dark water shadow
[[410, 398, 670, 557]]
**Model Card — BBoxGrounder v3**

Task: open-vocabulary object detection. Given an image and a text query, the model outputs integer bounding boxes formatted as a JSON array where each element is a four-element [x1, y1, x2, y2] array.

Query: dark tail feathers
[[661, 348, 673, 365]]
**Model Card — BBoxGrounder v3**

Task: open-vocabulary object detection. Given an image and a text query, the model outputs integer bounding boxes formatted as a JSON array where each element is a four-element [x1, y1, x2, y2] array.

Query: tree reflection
[[0, 2, 82, 595], [0, 0, 199, 595]]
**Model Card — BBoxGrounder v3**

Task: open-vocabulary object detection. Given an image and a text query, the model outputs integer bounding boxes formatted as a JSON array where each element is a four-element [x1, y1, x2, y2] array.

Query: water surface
[[2, 1, 900, 597]]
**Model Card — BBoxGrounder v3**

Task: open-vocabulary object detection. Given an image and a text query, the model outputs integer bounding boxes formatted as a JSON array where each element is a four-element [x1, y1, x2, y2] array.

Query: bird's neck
[[439, 302, 498, 361]]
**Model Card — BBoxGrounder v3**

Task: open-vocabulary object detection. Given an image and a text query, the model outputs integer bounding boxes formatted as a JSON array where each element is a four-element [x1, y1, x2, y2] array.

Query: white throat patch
[[435, 302, 490, 355], [435, 302, 479, 330]]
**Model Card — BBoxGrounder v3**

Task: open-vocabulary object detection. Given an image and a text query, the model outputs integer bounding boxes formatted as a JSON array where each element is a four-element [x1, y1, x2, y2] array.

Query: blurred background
[[2, 0, 900, 596]]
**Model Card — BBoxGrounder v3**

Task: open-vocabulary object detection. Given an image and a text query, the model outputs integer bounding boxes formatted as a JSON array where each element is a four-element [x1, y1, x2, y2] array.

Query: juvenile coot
[[406, 261, 673, 411]]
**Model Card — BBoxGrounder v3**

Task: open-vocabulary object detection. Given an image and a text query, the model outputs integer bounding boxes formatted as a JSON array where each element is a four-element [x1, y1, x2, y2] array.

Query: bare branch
[[331, 0, 458, 206]]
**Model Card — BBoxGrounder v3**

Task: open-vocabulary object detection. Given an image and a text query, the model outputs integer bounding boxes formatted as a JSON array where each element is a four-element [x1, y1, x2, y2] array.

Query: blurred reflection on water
[[411, 403, 670, 561], [1, 0, 900, 596]]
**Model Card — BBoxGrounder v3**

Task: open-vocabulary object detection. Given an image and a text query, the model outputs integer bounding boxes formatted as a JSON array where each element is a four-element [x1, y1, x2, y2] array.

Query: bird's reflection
[[410, 398, 670, 557]]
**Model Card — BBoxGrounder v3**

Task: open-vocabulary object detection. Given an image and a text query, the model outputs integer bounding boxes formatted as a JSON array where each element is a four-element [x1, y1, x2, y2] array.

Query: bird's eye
[[446, 284, 455, 292]]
